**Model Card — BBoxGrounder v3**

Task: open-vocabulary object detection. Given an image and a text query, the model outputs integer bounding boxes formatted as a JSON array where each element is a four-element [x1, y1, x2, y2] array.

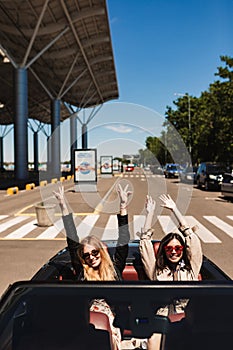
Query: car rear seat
[[90, 311, 114, 349]]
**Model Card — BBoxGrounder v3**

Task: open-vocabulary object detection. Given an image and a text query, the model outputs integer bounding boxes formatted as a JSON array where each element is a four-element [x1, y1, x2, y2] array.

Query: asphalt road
[[0, 169, 232, 296]]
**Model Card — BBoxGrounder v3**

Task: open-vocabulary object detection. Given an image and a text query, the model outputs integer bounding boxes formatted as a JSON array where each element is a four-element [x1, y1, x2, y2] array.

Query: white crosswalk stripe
[[185, 216, 221, 243], [5, 219, 37, 239], [157, 215, 222, 243], [133, 215, 146, 238], [36, 218, 64, 239], [0, 214, 232, 243], [0, 216, 28, 233], [75, 215, 100, 240], [102, 215, 118, 240], [158, 215, 176, 234], [204, 216, 233, 239], [0, 215, 8, 221]]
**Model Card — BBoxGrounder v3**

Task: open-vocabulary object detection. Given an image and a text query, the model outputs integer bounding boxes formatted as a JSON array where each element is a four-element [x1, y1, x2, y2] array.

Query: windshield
[[207, 165, 227, 174]]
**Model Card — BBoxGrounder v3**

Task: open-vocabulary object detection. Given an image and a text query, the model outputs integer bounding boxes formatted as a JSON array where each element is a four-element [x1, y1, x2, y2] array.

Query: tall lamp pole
[[174, 92, 191, 155]]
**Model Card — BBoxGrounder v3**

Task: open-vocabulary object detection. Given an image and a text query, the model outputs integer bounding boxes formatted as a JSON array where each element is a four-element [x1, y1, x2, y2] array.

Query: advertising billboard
[[100, 156, 113, 174], [113, 159, 120, 171], [74, 149, 97, 183]]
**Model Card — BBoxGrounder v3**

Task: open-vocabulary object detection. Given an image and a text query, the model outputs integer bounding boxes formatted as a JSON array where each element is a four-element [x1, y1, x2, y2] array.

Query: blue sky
[[89, 0, 233, 160], [4, 0, 233, 162], [107, 0, 232, 114]]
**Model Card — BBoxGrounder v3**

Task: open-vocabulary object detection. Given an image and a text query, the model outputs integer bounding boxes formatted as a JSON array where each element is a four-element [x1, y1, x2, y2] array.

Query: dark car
[[164, 163, 183, 178], [221, 172, 233, 199], [0, 240, 231, 350], [196, 162, 228, 190], [0, 277, 232, 350], [179, 166, 198, 184]]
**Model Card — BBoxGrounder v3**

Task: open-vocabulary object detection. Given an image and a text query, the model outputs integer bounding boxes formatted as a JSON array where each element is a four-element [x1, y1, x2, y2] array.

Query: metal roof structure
[[0, 0, 119, 125]]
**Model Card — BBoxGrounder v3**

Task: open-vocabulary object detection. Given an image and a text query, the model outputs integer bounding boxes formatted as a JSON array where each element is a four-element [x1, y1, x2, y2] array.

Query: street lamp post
[[174, 92, 191, 155]]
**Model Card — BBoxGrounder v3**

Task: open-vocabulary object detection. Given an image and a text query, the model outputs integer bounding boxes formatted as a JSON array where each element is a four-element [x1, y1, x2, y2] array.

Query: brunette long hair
[[77, 235, 117, 281], [156, 232, 192, 273]]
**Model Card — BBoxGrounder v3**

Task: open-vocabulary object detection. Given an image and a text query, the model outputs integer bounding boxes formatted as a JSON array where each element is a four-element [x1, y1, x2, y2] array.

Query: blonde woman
[[53, 184, 132, 350]]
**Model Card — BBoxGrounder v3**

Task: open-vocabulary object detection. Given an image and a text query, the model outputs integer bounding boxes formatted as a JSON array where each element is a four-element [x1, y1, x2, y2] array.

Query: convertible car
[[0, 240, 232, 350], [31, 239, 231, 282]]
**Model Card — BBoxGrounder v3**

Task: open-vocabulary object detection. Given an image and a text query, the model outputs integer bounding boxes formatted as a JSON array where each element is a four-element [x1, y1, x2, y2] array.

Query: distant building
[[123, 154, 139, 165]]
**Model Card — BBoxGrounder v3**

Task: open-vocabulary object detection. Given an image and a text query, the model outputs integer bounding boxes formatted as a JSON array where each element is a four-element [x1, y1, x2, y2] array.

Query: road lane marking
[[0, 216, 28, 233], [0, 214, 232, 243], [158, 215, 177, 234], [94, 179, 120, 214], [102, 215, 118, 240], [15, 204, 35, 216], [36, 218, 64, 239], [158, 215, 221, 243], [0, 215, 8, 221], [133, 215, 146, 238], [75, 215, 100, 240], [185, 216, 221, 243], [204, 216, 233, 239], [5, 220, 37, 239]]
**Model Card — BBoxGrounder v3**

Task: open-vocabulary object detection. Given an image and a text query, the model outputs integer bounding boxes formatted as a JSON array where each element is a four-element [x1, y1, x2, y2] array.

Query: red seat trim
[[122, 265, 139, 280], [90, 311, 113, 348]]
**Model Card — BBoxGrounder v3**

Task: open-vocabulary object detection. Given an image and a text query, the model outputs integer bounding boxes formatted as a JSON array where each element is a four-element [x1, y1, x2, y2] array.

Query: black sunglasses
[[82, 249, 100, 260]]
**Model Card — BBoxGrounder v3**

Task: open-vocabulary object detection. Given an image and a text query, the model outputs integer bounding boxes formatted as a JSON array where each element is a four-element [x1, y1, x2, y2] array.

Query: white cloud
[[105, 124, 132, 133]]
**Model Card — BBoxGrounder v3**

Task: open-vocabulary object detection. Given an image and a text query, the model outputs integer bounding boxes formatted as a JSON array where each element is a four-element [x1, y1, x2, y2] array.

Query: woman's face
[[82, 244, 101, 269], [164, 238, 184, 264]]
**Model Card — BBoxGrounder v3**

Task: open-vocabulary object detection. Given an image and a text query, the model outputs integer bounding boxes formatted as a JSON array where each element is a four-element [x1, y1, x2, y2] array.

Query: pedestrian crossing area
[[114, 172, 164, 180], [0, 213, 232, 243]]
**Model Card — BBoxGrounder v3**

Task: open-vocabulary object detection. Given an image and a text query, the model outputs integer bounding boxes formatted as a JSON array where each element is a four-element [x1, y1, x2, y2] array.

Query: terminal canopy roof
[[0, 0, 119, 124]]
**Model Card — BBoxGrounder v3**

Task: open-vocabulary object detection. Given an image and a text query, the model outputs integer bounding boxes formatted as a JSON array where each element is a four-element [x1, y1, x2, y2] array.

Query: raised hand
[[53, 186, 65, 206], [145, 195, 156, 214], [53, 186, 70, 216], [117, 183, 132, 208], [159, 194, 176, 211]]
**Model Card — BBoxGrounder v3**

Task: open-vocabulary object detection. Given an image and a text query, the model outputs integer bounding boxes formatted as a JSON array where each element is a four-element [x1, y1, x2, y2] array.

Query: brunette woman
[[139, 194, 203, 350]]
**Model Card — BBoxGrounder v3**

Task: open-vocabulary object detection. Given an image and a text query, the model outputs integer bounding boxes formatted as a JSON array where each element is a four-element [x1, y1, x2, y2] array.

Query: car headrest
[[153, 242, 160, 256]]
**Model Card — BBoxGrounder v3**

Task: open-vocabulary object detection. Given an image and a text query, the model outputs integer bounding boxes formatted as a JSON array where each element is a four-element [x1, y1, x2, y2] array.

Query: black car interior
[[0, 282, 232, 350]]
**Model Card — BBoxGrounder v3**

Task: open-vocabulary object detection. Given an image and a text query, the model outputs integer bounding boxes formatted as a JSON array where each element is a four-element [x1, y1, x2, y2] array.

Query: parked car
[[196, 162, 228, 190], [0, 240, 231, 350], [179, 166, 198, 184], [164, 163, 183, 178], [221, 172, 233, 199]]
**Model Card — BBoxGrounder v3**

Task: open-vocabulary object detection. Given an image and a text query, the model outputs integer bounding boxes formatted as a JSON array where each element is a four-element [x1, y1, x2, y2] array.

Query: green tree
[[163, 55, 233, 164]]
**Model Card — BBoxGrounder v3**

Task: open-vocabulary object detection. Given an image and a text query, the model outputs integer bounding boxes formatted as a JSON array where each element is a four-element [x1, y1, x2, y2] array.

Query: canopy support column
[[14, 67, 28, 180], [0, 137, 4, 171], [49, 99, 61, 177], [33, 131, 39, 172], [70, 115, 77, 174], [82, 123, 88, 149]]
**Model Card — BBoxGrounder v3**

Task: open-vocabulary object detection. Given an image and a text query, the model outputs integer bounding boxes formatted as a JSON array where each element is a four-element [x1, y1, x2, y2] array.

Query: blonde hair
[[77, 235, 117, 281]]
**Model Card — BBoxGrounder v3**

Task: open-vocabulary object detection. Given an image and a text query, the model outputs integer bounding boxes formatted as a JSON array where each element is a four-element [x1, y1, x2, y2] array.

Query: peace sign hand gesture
[[117, 183, 132, 209]]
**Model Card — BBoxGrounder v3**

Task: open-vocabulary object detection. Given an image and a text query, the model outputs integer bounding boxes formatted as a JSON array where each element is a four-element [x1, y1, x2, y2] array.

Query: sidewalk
[[0, 170, 72, 190]]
